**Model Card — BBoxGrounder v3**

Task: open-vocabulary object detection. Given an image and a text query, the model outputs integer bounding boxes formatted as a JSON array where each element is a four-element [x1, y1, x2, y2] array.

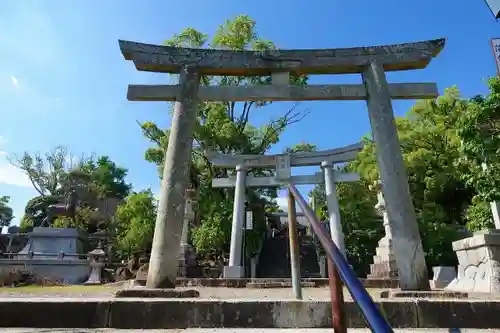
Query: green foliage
[[8, 146, 84, 196], [0, 196, 13, 227], [283, 142, 317, 154], [12, 147, 131, 233], [465, 196, 494, 232], [53, 206, 96, 230], [456, 77, 500, 202], [113, 190, 157, 258], [416, 203, 460, 268], [309, 86, 489, 274], [72, 156, 131, 199], [192, 212, 228, 257], [21, 195, 60, 229], [309, 180, 382, 276], [19, 215, 33, 232], [139, 15, 309, 258], [353, 87, 473, 224]]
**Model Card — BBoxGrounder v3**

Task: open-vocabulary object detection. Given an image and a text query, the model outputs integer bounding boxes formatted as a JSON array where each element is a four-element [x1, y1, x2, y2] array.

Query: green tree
[[69, 155, 131, 200], [349, 87, 473, 271], [0, 196, 14, 228], [8, 146, 87, 196], [12, 147, 131, 232], [139, 15, 308, 257], [309, 176, 382, 276], [113, 189, 157, 258], [457, 77, 500, 203], [354, 87, 473, 224]]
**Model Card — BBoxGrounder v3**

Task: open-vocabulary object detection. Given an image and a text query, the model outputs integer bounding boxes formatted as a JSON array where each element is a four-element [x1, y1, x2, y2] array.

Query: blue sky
[[0, 0, 499, 226]]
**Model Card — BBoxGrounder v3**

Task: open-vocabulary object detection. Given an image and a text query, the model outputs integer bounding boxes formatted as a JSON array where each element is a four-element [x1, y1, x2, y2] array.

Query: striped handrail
[[288, 185, 394, 333]]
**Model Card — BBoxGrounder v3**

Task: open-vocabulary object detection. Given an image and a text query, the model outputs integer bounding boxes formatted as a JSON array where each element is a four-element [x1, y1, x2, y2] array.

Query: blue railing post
[[288, 185, 394, 333]]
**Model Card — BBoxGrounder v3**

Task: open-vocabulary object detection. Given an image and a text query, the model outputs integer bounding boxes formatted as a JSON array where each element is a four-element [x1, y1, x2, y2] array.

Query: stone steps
[[1, 329, 492, 332], [1, 297, 499, 329], [2, 329, 493, 332]]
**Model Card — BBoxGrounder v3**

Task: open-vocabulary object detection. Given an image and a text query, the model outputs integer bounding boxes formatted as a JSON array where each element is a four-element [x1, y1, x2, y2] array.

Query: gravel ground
[[2, 329, 500, 332], [1, 286, 500, 300], [0, 286, 369, 300]]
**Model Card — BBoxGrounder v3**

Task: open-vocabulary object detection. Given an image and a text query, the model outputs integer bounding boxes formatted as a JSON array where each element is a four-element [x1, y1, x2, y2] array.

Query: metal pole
[[288, 184, 393, 333], [327, 259, 347, 333], [322, 162, 347, 332], [287, 190, 302, 299]]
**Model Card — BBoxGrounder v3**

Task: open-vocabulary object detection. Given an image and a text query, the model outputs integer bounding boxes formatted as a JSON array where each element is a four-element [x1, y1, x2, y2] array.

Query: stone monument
[[446, 230, 500, 292], [368, 180, 398, 279], [0, 227, 90, 284], [119, 37, 445, 290]]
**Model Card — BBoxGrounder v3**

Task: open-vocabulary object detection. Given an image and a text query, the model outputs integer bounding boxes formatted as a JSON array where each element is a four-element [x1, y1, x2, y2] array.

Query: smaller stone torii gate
[[209, 143, 361, 300], [119, 37, 444, 290], [209, 142, 362, 279]]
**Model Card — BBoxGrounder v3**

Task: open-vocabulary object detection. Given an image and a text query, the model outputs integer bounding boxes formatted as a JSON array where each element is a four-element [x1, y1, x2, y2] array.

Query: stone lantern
[[84, 242, 106, 285], [367, 180, 398, 279]]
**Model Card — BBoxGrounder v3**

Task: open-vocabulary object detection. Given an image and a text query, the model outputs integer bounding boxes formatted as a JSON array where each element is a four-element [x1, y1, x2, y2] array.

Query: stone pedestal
[[368, 183, 398, 279], [431, 266, 456, 289], [446, 231, 500, 292], [0, 227, 91, 284], [223, 265, 244, 278], [368, 237, 398, 278], [16, 227, 87, 259]]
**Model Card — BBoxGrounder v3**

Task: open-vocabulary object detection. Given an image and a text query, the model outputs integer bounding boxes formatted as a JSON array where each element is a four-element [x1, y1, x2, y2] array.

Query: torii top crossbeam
[[207, 142, 363, 168], [118, 38, 445, 76]]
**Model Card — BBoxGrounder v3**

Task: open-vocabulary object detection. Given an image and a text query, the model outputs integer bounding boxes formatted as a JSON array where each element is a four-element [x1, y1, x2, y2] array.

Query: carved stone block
[[446, 231, 500, 292], [431, 266, 456, 289]]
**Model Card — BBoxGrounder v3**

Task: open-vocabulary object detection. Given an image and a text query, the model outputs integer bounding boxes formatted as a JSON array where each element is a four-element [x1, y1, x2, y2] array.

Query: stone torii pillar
[[363, 61, 430, 290], [322, 162, 346, 256], [226, 165, 247, 277]]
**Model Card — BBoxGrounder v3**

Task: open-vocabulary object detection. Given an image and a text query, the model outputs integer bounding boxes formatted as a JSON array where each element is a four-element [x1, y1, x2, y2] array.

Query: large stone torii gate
[[119, 38, 445, 290]]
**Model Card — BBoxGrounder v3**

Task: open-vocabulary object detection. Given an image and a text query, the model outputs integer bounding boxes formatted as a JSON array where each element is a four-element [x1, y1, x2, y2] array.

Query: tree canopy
[[0, 196, 13, 228], [139, 15, 309, 257], [11, 147, 131, 233]]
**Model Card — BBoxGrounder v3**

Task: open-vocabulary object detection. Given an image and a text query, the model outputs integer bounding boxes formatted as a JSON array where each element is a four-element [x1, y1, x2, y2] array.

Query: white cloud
[[0, 164, 31, 188], [0, 136, 31, 188], [276, 194, 304, 213], [276, 196, 288, 211], [10, 75, 19, 88]]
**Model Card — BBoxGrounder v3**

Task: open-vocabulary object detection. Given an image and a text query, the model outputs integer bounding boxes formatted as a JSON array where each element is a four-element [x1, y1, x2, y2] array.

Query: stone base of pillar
[[223, 265, 244, 278], [446, 230, 500, 292], [367, 237, 398, 278]]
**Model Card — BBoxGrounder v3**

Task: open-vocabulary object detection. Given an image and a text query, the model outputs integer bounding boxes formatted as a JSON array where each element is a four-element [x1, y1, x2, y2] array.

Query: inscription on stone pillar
[[276, 154, 291, 181]]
